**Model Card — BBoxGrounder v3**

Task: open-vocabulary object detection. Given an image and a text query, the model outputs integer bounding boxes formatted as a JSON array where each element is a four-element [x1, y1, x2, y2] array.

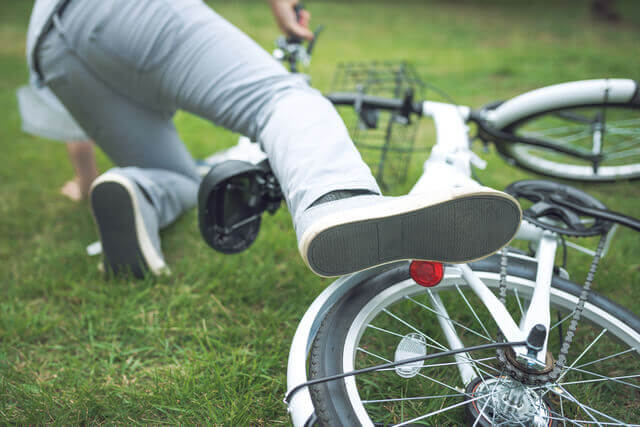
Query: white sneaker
[[90, 172, 170, 278], [296, 186, 521, 277]]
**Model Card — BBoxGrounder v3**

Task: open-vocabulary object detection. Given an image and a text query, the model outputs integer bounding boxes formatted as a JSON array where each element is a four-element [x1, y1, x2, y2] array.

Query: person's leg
[[44, 0, 378, 223], [153, 2, 521, 275], [160, 2, 382, 223], [36, 23, 199, 276], [61, 141, 98, 201]]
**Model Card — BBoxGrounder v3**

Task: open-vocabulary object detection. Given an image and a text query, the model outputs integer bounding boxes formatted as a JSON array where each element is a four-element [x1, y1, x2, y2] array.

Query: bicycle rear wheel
[[488, 79, 640, 182], [308, 255, 640, 426]]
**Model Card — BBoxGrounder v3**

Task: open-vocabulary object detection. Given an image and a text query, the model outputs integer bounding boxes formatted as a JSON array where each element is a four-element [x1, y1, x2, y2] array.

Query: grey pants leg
[[37, 29, 199, 229], [36, 0, 379, 234]]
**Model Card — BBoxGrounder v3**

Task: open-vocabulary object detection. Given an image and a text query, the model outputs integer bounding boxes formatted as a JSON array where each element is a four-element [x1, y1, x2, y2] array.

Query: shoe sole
[[90, 174, 168, 278], [301, 191, 521, 277]]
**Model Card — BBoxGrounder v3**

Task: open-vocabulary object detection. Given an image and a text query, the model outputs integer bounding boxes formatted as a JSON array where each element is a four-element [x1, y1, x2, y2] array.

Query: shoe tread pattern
[[307, 195, 520, 276], [91, 182, 147, 278]]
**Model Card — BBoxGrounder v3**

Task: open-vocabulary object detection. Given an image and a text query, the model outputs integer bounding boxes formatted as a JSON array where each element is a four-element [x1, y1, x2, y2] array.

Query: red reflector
[[410, 261, 444, 287]]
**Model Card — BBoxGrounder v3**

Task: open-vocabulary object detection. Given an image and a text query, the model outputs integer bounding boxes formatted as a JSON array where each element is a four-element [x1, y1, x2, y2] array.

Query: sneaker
[[296, 186, 521, 277], [89, 172, 169, 278]]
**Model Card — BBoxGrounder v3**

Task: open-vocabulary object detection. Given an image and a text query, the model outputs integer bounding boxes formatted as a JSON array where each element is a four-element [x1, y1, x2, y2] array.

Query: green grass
[[1, 0, 639, 424]]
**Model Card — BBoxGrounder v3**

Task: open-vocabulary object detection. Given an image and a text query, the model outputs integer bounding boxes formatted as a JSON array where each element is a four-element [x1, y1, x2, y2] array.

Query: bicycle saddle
[[505, 180, 640, 237], [198, 160, 283, 254]]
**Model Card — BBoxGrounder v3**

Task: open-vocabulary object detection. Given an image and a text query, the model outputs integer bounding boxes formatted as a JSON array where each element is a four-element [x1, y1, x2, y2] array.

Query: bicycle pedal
[[198, 160, 283, 254]]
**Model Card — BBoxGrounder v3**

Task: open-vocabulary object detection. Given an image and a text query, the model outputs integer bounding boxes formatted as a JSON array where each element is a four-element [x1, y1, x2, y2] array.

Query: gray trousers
[[37, 0, 379, 232]]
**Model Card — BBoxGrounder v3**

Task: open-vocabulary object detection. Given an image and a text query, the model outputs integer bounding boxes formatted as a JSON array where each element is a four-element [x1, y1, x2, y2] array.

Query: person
[[26, 0, 521, 278], [16, 84, 98, 201]]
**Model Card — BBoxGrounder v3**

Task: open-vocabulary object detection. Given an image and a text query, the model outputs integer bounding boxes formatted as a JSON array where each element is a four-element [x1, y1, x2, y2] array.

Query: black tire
[[308, 255, 640, 426], [493, 103, 640, 182]]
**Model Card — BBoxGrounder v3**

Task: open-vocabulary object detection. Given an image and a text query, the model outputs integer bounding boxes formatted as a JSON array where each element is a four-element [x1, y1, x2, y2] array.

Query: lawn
[[1, 0, 639, 424]]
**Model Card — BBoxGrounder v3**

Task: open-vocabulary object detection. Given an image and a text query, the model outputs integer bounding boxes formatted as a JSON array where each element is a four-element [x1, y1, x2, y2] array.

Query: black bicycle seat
[[198, 160, 283, 254]]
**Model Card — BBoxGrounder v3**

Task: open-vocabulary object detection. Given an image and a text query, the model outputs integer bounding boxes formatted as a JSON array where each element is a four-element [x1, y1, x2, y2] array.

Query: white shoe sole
[[299, 187, 522, 277], [90, 173, 169, 278]]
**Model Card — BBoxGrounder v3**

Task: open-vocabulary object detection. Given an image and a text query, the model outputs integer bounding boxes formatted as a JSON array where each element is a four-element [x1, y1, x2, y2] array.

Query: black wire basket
[[331, 61, 426, 191]]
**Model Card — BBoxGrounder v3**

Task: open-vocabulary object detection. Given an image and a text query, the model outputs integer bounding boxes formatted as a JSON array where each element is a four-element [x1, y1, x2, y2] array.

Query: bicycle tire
[[488, 79, 640, 182], [308, 255, 640, 426]]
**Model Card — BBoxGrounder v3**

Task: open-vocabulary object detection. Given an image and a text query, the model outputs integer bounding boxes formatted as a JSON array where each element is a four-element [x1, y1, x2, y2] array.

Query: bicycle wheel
[[489, 79, 640, 182], [496, 104, 640, 182], [308, 255, 640, 426]]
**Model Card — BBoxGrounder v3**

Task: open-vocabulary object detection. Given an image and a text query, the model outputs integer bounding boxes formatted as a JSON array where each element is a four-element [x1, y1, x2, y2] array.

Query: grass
[[1, 0, 639, 424]]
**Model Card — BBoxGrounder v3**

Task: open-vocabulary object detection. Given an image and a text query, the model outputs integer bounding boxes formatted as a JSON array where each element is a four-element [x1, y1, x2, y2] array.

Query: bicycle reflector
[[409, 261, 444, 287]]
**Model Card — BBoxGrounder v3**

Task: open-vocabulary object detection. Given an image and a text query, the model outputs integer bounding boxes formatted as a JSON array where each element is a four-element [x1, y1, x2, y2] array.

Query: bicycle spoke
[[357, 343, 500, 388], [604, 138, 640, 159], [558, 394, 567, 427], [557, 328, 607, 382], [455, 284, 493, 340], [364, 323, 501, 382], [523, 129, 589, 146], [606, 126, 640, 137], [547, 406, 623, 426], [604, 147, 640, 160], [405, 295, 492, 342], [362, 393, 465, 404], [356, 346, 466, 396], [558, 373, 640, 389], [357, 346, 392, 363], [574, 347, 637, 370], [552, 386, 601, 425], [604, 117, 640, 127], [556, 384, 628, 426], [366, 324, 445, 352], [471, 385, 496, 427], [381, 308, 449, 351], [472, 379, 499, 427], [513, 288, 525, 318], [550, 310, 575, 331], [392, 394, 488, 426]]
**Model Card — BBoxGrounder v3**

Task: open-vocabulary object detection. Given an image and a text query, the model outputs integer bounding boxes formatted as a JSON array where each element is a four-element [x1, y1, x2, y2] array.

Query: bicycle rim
[[309, 259, 640, 426], [499, 104, 640, 181]]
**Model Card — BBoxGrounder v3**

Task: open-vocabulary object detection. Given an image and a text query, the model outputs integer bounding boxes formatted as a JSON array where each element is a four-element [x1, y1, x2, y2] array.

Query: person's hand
[[268, 0, 313, 41]]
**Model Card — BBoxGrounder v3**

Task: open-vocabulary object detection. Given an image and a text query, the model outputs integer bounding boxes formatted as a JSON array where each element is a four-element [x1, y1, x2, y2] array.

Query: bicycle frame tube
[[414, 100, 556, 367]]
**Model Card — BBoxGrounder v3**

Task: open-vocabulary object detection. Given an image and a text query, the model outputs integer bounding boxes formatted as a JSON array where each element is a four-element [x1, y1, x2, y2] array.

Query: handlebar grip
[[326, 92, 423, 115]]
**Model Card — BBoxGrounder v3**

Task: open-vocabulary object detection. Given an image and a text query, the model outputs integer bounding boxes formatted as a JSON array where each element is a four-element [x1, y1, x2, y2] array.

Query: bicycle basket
[[331, 61, 426, 191]]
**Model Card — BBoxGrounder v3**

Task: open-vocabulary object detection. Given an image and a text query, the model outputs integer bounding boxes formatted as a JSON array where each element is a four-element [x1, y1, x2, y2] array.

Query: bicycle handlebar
[[325, 92, 423, 116]]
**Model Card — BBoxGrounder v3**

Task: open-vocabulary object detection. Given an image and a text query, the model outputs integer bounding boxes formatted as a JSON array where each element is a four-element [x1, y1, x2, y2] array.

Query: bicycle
[[196, 28, 640, 427], [279, 94, 640, 426]]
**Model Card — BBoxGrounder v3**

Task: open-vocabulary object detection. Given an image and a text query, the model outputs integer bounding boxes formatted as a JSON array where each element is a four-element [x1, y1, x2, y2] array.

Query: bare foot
[[60, 178, 83, 201]]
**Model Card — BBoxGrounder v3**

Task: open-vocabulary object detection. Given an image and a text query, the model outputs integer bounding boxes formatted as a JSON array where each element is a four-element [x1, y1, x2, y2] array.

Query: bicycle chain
[[496, 237, 607, 385]]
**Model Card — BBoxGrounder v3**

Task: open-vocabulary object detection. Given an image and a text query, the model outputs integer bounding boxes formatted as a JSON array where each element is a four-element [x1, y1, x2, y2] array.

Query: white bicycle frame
[[285, 80, 630, 426], [414, 100, 556, 374]]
